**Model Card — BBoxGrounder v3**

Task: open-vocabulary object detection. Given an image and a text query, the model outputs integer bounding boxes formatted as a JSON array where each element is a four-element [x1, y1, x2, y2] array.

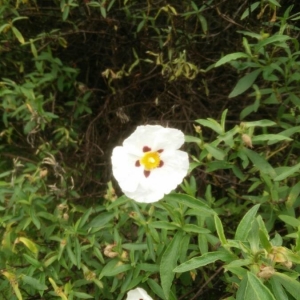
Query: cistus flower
[[126, 287, 153, 300], [111, 125, 189, 203]]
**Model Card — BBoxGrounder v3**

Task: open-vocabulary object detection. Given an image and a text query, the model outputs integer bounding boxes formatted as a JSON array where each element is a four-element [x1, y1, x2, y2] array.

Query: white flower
[[112, 125, 189, 203], [126, 287, 153, 300]]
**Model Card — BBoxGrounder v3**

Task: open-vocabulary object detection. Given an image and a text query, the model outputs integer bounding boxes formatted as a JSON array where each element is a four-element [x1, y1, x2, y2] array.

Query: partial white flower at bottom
[[112, 125, 189, 203], [126, 287, 153, 300]]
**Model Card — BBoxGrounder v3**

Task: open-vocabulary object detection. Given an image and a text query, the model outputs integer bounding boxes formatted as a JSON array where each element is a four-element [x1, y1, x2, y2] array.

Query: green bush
[[1, 0, 300, 299]]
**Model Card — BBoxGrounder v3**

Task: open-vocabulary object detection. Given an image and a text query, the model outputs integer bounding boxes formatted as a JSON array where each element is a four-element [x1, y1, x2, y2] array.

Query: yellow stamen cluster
[[140, 151, 161, 170]]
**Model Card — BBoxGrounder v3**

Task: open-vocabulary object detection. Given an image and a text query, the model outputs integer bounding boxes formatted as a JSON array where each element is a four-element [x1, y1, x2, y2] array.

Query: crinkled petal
[[123, 185, 165, 203], [151, 127, 185, 151], [123, 125, 184, 155], [145, 150, 189, 194], [111, 146, 143, 193], [123, 150, 189, 203], [112, 125, 189, 203], [126, 288, 153, 300]]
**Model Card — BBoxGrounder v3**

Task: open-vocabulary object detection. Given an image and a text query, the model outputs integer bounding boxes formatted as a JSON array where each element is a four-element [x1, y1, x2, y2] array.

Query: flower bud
[[242, 134, 253, 148], [39, 168, 48, 178], [121, 250, 128, 261], [103, 244, 118, 258], [257, 265, 275, 279], [193, 124, 202, 133], [63, 213, 69, 221], [269, 246, 287, 263]]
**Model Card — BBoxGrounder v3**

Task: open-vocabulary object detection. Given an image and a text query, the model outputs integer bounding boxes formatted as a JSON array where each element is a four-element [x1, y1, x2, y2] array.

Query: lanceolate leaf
[[164, 193, 215, 216], [236, 271, 275, 300], [174, 251, 234, 273], [243, 120, 276, 127], [160, 231, 184, 299], [252, 134, 292, 144], [229, 69, 262, 98], [214, 214, 228, 246], [204, 144, 226, 160], [243, 148, 276, 178], [235, 204, 260, 241], [269, 277, 289, 300], [273, 162, 300, 181], [215, 52, 249, 67], [272, 272, 300, 299]]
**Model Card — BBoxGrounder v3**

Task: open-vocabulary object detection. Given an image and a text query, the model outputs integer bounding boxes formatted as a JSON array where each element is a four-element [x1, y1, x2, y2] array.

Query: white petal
[[151, 127, 185, 151], [126, 287, 153, 300], [123, 185, 165, 203], [123, 150, 189, 203], [147, 150, 189, 194], [111, 146, 142, 192], [112, 126, 189, 203], [123, 125, 184, 154]]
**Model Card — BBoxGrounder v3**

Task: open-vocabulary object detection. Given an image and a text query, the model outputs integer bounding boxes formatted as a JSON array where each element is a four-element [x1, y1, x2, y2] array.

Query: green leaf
[[150, 221, 180, 230], [243, 148, 276, 178], [240, 3, 260, 20], [240, 90, 260, 119], [182, 224, 210, 234], [174, 251, 234, 273], [78, 207, 93, 229], [252, 134, 292, 145], [100, 6, 106, 18], [215, 52, 249, 67], [278, 215, 300, 227], [279, 126, 300, 138], [147, 278, 167, 300], [62, 5, 70, 21], [86, 212, 114, 228], [160, 231, 184, 299], [229, 69, 261, 98], [106, 195, 129, 210], [22, 275, 47, 291], [100, 259, 132, 278], [184, 135, 202, 143], [286, 181, 300, 207], [12, 26, 25, 44], [195, 118, 223, 134], [256, 35, 290, 50], [72, 292, 94, 299], [18, 237, 38, 254], [164, 194, 215, 216], [259, 229, 272, 252], [272, 272, 300, 300], [243, 120, 276, 127], [23, 254, 43, 268], [214, 214, 228, 245], [74, 238, 81, 268], [273, 162, 300, 181], [267, 0, 281, 6], [204, 144, 226, 160], [269, 277, 289, 300], [37, 211, 57, 222], [236, 271, 276, 300], [0, 23, 10, 33], [235, 204, 260, 241], [66, 241, 77, 267], [220, 109, 228, 131]]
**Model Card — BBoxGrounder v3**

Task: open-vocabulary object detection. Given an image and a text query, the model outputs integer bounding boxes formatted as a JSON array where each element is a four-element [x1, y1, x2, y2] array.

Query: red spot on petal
[[143, 146, 151, 152], [159, 160, 164, 168], [135, 160, 140, 167], [157, 149, 164, 153], [144, 170, 150, 177]]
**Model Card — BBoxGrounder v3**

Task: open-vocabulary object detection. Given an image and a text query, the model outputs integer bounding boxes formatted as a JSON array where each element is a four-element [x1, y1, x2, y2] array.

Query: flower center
[[140, 151, 161, 170]]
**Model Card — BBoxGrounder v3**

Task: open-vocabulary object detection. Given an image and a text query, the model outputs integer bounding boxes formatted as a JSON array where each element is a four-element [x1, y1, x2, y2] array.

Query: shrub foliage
[[1, 0, 300, 299]]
